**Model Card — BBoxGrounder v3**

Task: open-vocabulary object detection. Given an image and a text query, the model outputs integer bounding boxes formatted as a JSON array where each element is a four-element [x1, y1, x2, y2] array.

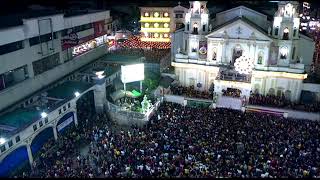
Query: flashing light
[[0, 138, 6, 145]]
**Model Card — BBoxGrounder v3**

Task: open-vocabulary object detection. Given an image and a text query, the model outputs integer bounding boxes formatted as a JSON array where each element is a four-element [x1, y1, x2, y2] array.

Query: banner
[[57, 116, 74, 132], [198, 41, 207, 59], [61, 29, 79, 50]]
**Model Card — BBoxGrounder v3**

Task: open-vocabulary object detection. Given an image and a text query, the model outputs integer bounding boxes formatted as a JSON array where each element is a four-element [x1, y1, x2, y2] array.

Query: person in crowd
[[17, 100, 320, 178]]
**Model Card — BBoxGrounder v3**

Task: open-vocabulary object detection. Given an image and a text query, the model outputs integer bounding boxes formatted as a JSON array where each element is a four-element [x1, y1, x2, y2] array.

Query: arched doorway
[[284, 90, 292, 100], [283, 27, 289, 40], [30, 127, 54, 157], [268, 88, 275, 95], [232, 45, 242, 65], [0, 146, 29, 177]]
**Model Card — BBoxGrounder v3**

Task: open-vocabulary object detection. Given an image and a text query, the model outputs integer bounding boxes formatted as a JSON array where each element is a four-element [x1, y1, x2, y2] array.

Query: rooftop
[[0, 108, 41, 138], [47, 81, 94, 99]]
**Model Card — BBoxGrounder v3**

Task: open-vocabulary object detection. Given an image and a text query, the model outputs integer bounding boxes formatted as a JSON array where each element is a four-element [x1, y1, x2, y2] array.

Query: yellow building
[[140, 5, 187, 42]]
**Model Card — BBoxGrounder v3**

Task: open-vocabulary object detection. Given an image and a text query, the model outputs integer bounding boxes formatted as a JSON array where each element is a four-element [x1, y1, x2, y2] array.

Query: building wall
[[0, 45, 107, 111]]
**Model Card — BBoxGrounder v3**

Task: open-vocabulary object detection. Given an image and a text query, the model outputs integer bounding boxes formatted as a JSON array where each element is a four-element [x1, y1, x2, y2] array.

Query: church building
[[171, 1, 315, 102]]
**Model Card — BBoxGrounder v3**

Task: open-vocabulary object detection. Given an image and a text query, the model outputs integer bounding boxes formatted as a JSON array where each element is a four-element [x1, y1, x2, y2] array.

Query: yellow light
[[145, 23, 149, 28], [154, 12, 159, 17], [154, 33, 159, 38], [164, 12, 169, 17], [164, 33, 168, 38], [144, 12, 149, 17], [164, 23, 169, 28], [140, 27, 170, 32], [140, 17, 171, 22], [154, 23, 159, 28], [141, 37, 170, 42]]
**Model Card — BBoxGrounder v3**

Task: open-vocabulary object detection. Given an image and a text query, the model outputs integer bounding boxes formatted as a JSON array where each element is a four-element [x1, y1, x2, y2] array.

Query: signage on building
[[198, 41, 207, 59], [62, 29, 79, 50], [57, 116, 74, 132], [94, 20, 106, 37]]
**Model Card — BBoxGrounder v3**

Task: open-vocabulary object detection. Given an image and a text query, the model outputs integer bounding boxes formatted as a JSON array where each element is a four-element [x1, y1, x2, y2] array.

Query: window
[[184, 40, 187, 52], [0, 41, 23, 55], [32, 53, 60, 76], [29, 33, 57, 46], [68, 103, 71, 108], [292, 47, 295, 60], [258, 52, 263, 64], [187, 23, 190, 31], [30, 98, 33, 103], [274, 27, 279, 36], [44, 117, 48, 124], [203, 24, 206, 32], [8, 140, 13, 148], [33, 124, 38, 131], [175, 14, 183, 18], [283, 27, 289, 40], [15, 136, 20, 143], [192, 47, 197, 52], [0, 65, 29, 92], [0, 145, 5, 153], [39, 121, 43, 127], [63, 106, 66, 111], [59, 109, 62, 114], [280, 46, 288, 59], [212, 47, 217, 60], [193, 23, 198, 34], [293, 29, 297, 37], [73, 23, 93, 33]]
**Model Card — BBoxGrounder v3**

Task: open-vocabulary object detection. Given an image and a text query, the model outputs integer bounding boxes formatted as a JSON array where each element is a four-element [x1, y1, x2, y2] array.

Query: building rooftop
[[47, 81, 94, 99], [0, 108, 41, 138]]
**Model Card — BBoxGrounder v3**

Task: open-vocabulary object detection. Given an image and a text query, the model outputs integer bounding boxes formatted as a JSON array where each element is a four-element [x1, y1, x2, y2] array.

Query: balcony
[[216, 70, 252, 83], [140, 27, 170, 33], [140, 17, 170, 23]]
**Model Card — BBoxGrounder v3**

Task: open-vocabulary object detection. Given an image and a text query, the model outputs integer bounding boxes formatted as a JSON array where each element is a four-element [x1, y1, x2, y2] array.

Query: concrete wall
[[0, 45, 107, 111]]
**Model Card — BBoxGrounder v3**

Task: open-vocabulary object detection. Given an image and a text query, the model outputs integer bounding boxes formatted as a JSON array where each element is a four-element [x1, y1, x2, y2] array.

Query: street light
[[74, 91, 80, 97], [0, 137, 6, 145]]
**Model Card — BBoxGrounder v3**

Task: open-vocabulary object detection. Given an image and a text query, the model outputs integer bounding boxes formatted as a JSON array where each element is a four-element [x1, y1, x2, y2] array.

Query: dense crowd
[[17, 101, 320, 178], [170, 85, 213, 99], [109, 47, 170, 63], [249, 93, 320, 112], [222, 88, 242, 98]]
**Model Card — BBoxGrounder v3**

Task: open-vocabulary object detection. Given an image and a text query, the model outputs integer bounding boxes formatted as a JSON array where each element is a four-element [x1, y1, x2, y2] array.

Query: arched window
[[292, 46, 296, 60], [274, 27, 279, 36], [268, 88, 275, 95], [283, 27, 289, 40], [193, 23, 198, 34], [257, 51, 263, 64], [280, 46, 288, 59], [212, 47, 217, 60]]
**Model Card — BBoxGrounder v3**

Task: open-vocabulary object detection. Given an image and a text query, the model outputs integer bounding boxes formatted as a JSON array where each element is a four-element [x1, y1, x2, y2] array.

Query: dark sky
[[1, 0, 319, 16]]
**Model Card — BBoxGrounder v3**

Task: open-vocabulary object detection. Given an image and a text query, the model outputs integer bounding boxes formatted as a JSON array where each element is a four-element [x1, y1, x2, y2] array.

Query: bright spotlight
[[74, 91, 80, 97], [41, 112, 47, 118], [0, 138, 6, 145]]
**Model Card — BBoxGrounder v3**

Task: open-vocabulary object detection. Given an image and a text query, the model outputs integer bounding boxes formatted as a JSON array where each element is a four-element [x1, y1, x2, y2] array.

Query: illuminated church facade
[[172, 1, 316, 102]]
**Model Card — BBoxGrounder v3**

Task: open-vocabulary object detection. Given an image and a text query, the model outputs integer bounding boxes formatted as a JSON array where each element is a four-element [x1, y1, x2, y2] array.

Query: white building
[[0, 10, 113, 111], [172, 1, 320, 102]]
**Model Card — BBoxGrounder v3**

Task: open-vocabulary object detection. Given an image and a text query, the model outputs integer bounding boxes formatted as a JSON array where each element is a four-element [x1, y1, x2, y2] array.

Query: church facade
[[171, 1, 315, 102]]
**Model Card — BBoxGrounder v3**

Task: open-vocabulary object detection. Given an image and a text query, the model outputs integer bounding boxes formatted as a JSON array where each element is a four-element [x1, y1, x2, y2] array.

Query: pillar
[[94, 83, 106, 113], [53, 126, 58, 141], [140, 81, 143, 93], [73, 111, 78, 126], [26, 144, 33, 168]]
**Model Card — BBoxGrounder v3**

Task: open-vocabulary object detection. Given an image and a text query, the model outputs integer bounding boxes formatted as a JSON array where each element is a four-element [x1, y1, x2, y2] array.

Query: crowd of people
[[170, 85, 213, 100], [222, 88, 242, 98], [17, 101, 320, 178], [109, 47, 170, 63], [249, 93, 320, 112]]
